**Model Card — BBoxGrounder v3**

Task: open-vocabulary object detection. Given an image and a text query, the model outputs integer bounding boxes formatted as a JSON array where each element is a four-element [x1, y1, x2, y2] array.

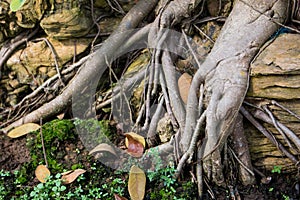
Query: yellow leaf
[[128, 165, 146, 200], [61, 169, 86, 184], [7, 123, 40, 138], [89, 143, 118, 157], [35, 165, 51, 183], [125, 134, 144, 157], [125, 132, 146, 148], [178, 73, 192, 104]]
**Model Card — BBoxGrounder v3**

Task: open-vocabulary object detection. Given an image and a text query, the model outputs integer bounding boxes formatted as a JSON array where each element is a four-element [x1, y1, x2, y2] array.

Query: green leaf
[[10, 0, 26, 12]]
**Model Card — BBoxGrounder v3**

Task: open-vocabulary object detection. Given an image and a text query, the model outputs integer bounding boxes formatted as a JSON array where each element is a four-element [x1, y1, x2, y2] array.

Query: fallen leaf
[[125, 132, 146, 147], [35, 165, 51, 183], [114, 194, 128, 200], [56, 113, 65, 120], [178, 73, 192, 104], [89, 143, 118, 157], [125, 134, 144, 157], [7, 123, 40, 138], [61, 170, 73, 176], [61, 169, 86, 184], [128, 165, 146, 200]]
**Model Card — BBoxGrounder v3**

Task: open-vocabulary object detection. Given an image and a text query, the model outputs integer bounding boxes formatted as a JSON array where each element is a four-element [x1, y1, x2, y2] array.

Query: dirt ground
[[1, 132, 299, 199]]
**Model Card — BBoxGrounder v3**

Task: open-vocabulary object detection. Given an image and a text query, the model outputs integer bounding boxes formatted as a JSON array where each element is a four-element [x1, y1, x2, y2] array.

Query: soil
[[1, 132, 299, 199]]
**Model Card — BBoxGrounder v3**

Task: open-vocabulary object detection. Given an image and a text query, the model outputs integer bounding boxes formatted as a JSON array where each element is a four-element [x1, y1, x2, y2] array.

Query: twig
[[0, 28, 39, 76], [161, 49, 186, 129], [240, 106, 298, 163], [194, 24, 215, 44], [32, 38, 65, 86], [228, 147, 255, 176], [271, 100, 300, 121], [176, 110, 206, 177], [196, 141, 204, 199], [263, 105, 294, 150], [253, 107, 300, 152], [146, 95, 164, 146], [40, 118, 48, 168], [90, 0, 101, 52], [159, 69, 178, 128]]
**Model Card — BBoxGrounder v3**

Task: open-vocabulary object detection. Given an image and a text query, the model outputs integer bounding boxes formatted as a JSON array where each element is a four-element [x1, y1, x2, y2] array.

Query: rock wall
[[246, 33, 300, 173]]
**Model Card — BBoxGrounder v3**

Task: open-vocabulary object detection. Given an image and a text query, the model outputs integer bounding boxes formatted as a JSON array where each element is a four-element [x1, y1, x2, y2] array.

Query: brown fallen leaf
[[35, 165, 51, 183], [125, 132, 146, 148], [114, 194, 128, 200], [61, 169, 86, 184], [125, 134, 144, 157], [128, 165, 146, 200], [7, 123, 41, 138], [178, 73, 192, 104], [89, 143, 118, 157]]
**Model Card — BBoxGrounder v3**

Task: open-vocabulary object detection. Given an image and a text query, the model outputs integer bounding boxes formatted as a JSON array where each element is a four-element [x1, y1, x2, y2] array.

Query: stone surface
[[247, 34, 300, 100], [245, 33, 300, 173]]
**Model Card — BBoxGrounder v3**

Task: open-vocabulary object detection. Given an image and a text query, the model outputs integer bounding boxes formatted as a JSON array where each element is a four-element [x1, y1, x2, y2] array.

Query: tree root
[[2, 0, 297, 198], [1, 0, 159, 133]]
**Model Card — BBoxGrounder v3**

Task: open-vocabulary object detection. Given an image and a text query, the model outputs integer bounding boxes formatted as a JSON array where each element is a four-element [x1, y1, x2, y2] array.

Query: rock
[[248, 34, 300, 100], [157, 114, 174, 143], [245, 33, 300, 173], [7, 37, 91, 84], [40, 7, 93, 39]]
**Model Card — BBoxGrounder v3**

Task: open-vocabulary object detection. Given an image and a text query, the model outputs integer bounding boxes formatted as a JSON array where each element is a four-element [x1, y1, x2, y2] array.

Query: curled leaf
[[125, 134, 144, 157], [178, 73, 192, 104], [7, 123, 41, 138], [35, 165, 51, 183], [128, 165, 146, 200], [125, 132, 146, 148], [89, 143, 118, 157], [61, 169, 86, 184]]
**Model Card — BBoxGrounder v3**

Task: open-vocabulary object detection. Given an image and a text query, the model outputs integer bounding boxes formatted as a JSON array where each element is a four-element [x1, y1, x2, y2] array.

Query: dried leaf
[[60, 170, 73, 176], [56, 113, 65, 120], [89, 143, 118, 157], [61, 169, 86, 184], [128, 165, 146, 200], [7, 123, 41, 138], [125, 132, 146, 148], [125, 134, 144, 157], [178, 73, 192, 104], [114, 194, 128, 200], [35, 165, 51, 183]]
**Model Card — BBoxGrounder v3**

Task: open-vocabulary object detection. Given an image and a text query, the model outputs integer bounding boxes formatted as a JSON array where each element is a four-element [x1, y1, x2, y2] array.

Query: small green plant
[[0, 170, 12, 199], [282, 194, 290, 200], [271, 165, 282, 174], [26, 174, 66, 200]]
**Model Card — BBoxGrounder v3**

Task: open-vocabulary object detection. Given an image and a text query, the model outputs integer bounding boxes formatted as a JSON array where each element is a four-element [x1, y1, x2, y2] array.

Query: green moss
[[73, 118, 116, 145], [26, 119, 76, 172]]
